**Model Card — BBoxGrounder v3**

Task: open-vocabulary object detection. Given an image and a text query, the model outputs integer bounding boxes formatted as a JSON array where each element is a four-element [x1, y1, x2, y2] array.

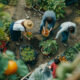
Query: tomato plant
[[5, 60, 18, 75], [0, 50, 29, 80]]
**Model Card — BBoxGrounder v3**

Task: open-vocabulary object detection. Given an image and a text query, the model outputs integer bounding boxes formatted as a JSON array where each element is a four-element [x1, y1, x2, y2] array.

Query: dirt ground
[[6, 0, 80, 71]]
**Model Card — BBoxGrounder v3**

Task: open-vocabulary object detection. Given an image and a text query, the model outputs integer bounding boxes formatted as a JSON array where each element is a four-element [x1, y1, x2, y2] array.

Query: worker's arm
[[49, 18, 57, 32], [55, 28, 64, 39], [22, 31, 30, 40]]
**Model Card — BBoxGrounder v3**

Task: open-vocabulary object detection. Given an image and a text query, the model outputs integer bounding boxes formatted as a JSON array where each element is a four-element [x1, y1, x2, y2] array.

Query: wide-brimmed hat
[[24, 20, 33, 29]]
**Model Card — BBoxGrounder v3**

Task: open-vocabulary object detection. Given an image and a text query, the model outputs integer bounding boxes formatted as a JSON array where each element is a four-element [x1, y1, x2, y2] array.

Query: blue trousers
[[10, 22, 21, 41], [61, 31, 69, 43]]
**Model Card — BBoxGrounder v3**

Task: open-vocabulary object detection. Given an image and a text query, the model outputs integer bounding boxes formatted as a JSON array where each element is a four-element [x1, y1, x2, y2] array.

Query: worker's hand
[[43, 27, 46, 34], [25, 36, 31, 40], [49, 28, 53, 32], [27, 37, 31, 40]]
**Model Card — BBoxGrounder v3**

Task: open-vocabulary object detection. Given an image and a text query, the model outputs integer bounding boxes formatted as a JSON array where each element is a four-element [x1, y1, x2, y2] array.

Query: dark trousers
[[10, 22, 21, 41]]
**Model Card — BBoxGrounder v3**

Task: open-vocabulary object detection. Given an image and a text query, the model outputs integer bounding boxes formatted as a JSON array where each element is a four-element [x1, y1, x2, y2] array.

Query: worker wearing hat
[[10, 19, 33, 44]]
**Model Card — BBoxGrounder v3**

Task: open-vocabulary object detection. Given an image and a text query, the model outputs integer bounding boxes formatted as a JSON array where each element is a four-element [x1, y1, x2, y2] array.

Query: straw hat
[[24, 20, 33, 29]]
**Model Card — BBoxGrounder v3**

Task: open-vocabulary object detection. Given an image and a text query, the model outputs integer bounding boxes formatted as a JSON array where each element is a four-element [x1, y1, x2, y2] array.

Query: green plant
[[49, 0, 66, 19], [0, 11, 12, 36], [0, 3, 5, 11], [26, 32, 32, 38], [21, 47, 35, 62], [9, 0, 18, 6], [64, 47, 78, 61], [40, 40, 58, 55], [0, 50, 29, 80], [74, 43, 80, 51], [0, 28, 7, 41], [56, 54, 80, 80], [0, 0, 9, 4], [26, 0, 66, 19]]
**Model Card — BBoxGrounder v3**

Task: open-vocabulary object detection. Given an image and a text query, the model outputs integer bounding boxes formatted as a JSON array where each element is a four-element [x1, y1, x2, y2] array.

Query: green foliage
[[0, 3, 5, 11], [56, 54, 80, 80], [74, 43, 80, 51], [26, 0, 66, 19], [0, 0, 18, 6], [0, 28, 7, 41], [64, 47, 78, 61], [17, 60, 29, 76], [0, 51, 29, 80], [0, 11, 12, 36], [40, 40, 58, 55], [9, 0, 18, 6], [21, 47, 35, 62], [47, 0, 66, 19], [0, 0, 9, 4], [0, 54, 8, 76], [8, 74, 18, 80], [76, 10, 80, 15], [6, 50, 15, 60]]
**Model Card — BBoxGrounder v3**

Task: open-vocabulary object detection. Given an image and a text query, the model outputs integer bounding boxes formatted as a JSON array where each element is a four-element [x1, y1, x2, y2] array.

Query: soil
[[6, 0, 80, 71]]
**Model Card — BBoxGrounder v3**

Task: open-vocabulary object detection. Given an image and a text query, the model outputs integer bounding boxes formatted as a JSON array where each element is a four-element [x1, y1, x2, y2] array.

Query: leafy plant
[[0, 11, 12, 36], [26, 32, 32, 38], [47, 0, 66, 19], [21, 47, 35, 62], [56, 54, 80, 80], [74, 43, 80, 51], [0, 3, 5, 11], [0, 50, 29, 80], [64, 47, 78, 61], [0, 0, 9, 4], [26, 0, 66, 19], [9, 0, 18, 6], [0, 28, 7, 41], [40, 40, 58, 55]]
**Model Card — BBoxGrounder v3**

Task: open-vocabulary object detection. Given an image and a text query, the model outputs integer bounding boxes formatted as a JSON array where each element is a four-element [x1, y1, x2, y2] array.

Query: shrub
[[26, 0, 66, 19], [21, 47, 36, 62], [40, 40, 58, 55]]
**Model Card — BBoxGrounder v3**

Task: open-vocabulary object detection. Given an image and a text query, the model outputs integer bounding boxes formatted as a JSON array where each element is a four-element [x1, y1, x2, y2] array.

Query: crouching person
[[40, 10, 56, 38], [55, 22, 76, 46], [49, 58, 60, 78], [10, 19, 33, 45]]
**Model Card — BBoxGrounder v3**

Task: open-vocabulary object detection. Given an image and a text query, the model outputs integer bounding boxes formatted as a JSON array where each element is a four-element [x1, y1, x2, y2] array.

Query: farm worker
[[49, 58, 60, 78], [10, 19, 33, 45], [55, 22, 76, 46], [40, 10, 56, 37]]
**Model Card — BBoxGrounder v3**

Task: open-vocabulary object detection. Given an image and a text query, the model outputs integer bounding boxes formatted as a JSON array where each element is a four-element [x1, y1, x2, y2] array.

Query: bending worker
[[10, 19, 33, 45], [40, 10, 56, 37], [55, 22, 76, 46]]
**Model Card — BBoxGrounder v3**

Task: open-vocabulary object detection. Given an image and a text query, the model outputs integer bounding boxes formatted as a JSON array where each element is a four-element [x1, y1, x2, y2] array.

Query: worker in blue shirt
[[40, 11, 56, 38]]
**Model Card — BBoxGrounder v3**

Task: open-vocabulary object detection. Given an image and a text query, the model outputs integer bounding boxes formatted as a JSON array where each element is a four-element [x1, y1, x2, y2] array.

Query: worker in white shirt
[[10, 19, 33, 45], [55, 22, 76, 46]]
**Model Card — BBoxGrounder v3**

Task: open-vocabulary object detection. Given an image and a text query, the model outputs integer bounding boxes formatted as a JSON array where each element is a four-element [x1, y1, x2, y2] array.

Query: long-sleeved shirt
[[41, 11, 56, 29], [55, 22, 76, 39]]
